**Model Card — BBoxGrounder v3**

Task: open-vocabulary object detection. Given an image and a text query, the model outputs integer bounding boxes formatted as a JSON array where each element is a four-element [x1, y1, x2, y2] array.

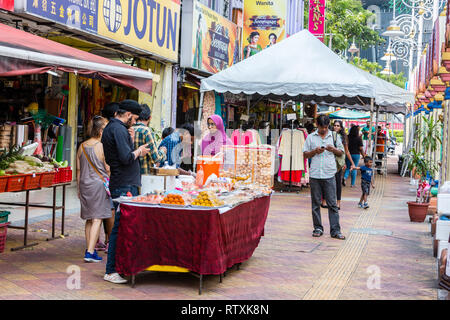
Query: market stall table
[[115, 195, 271, 294], [0, 182, 71, 251]]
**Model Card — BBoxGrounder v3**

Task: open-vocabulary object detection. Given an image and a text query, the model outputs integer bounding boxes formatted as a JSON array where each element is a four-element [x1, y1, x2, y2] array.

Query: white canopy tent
[[200, 30, 376, 106]]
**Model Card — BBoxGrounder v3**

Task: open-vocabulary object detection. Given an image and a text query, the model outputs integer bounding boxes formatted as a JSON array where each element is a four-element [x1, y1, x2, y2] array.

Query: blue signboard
[[26, 0, 98, 34]]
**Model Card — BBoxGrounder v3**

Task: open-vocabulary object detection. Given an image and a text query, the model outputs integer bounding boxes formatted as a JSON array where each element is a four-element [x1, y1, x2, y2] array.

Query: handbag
[[81, 144, 111, 197], [332, 132, 346, 171]]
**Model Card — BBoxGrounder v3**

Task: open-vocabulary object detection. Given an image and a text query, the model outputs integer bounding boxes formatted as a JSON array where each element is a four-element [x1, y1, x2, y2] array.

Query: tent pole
[[194, 91, 205, 171], [247, 96, 250, 115], [280, 100, 284, 133], [374, 105, 380, 172], [369, 98, 374, 156]]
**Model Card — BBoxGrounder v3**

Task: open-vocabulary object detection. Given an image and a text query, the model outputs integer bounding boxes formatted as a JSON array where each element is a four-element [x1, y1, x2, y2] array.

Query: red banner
[[308, 0, 326, 42], [0, 0, 13, 11]]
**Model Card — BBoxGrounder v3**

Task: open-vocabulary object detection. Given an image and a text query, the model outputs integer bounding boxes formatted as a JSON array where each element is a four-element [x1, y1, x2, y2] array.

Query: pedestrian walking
[[352, 156, 375, 209], [322, 120, 352, 209], [102, 100, 152, 284], [303, 115, 346, 240], [76, 115, 111, 263], [343, 125, 365, 187], [375, 126, 386, 175]]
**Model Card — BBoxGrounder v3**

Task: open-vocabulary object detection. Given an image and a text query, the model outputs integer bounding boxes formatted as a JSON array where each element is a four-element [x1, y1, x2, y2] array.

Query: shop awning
[[0, 23, 152, 94]]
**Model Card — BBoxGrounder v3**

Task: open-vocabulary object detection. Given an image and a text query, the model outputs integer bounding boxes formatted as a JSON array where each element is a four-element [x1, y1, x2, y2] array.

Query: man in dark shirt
[[102, 99, 151, 284]]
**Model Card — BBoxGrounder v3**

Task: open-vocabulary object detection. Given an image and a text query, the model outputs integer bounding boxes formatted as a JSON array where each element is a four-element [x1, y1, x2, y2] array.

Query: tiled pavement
[[0, 156, 448, 300]]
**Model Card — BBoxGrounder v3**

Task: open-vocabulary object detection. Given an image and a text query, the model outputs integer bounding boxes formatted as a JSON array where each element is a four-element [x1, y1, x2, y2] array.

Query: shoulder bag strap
[[81, 144, 106, 183]]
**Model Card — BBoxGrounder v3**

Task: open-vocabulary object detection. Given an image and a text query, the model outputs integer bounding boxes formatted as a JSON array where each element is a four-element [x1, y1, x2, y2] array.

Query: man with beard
[[101, 99, 151, 284]]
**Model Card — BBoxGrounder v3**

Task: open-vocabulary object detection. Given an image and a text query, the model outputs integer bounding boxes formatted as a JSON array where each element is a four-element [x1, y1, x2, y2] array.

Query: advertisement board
[[0, 0, 14, 11], [190, 1, 239, 74], [308, 0, 326, 42], [21, 0, 180, 62], [242, 0, 287, 59]]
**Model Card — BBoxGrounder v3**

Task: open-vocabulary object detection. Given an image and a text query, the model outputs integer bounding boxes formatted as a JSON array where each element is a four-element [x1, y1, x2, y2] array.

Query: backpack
[[332, 132, 346, 171]]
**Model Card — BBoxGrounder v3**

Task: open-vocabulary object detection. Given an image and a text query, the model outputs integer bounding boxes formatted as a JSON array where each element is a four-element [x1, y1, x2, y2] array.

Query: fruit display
[[160, 194, 185, 205], [192, 191, 225, 207]]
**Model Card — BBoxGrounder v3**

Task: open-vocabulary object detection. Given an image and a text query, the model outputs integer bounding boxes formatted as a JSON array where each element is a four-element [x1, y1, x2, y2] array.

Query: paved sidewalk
[[0, 156, 447, 300]]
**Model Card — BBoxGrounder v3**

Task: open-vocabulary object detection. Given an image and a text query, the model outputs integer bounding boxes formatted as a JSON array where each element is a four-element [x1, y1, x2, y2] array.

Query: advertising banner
[[242, 0, 287, 59], [23, 0, 180, 62], [0, 0, 14, 11], [190, 1, 239, 74], [308, 0, 326, 42]]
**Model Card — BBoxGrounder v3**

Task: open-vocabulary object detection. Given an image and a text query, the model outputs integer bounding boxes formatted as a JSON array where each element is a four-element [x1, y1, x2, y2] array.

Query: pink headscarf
[[201, 115, 232, 156]]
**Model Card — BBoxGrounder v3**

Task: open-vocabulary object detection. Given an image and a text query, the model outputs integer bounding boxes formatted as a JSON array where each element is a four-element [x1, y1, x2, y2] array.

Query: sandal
[[320, 204, 328, 208], [312, 229, 323, 237], [331, 233, 346, 240]]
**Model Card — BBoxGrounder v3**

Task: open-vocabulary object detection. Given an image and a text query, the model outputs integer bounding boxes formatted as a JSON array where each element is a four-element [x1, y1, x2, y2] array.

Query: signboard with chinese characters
[[180, 0, 239, 74], [308, 0, 326, 42], [0, 0, 14, 11], [242, 0, 287, 59], [19, 0, 180, 62]]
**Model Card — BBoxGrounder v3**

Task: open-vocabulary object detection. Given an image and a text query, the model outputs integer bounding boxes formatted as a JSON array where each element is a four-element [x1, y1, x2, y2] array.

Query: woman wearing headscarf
[[201, 115, 234, 169]]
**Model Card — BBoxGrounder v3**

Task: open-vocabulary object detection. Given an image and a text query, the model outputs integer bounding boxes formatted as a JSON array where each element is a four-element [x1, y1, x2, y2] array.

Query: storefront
[[179, 0, 241, 129], [5, 0, 181, 171]]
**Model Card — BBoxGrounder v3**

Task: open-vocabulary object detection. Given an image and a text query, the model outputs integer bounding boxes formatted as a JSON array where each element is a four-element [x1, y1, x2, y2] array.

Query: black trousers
[[335, 169, 342, 201], [310, 177, 341, 236]]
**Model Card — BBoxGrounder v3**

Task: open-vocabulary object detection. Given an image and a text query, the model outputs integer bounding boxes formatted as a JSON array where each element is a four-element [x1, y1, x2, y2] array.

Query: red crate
[[40, 172, 56, 188], [61, 167, 72, 183], [0, 222, 9, 253], [6, 175, 26, 192], [24, 173, 41, 190], [53, 168, 60, 185], [0, 176, 8, 193]]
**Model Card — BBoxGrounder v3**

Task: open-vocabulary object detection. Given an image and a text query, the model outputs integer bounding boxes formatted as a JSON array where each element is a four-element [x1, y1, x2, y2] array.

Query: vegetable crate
[[0, 176, 7, 193], [24, 173, 41, 190], [53, 167, 72, 184], [6, 175, 26, 192], [0, 222, 10, 253], [40, 172, 56, 188], [0, 211, 10, 224]]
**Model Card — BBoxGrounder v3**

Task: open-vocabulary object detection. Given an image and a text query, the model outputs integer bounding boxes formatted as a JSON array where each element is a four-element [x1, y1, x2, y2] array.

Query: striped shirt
[[303, 129, 344, 179]]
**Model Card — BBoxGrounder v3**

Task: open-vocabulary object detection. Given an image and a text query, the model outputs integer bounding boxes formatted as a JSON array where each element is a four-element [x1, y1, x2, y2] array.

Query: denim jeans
[[105, 185, 139, 275], [310, 177, 341, 236], [344, 154, 361, 186]]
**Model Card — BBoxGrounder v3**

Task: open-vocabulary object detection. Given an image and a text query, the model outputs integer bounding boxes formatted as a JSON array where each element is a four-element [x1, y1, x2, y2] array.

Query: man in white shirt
[[303, 115, 346, 240]]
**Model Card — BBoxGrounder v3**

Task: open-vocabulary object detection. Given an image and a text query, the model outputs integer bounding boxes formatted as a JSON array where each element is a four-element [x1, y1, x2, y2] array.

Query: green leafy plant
[[417, 115, 442, 154]]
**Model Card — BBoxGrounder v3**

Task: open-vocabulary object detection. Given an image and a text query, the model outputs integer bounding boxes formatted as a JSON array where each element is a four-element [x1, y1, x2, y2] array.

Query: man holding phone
[[303, 114, 346, 240], [102, 99, 153, 284]]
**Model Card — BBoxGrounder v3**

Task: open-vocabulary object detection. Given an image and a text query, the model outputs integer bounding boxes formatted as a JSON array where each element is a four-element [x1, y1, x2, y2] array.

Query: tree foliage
[[305, 0, 385, 51]]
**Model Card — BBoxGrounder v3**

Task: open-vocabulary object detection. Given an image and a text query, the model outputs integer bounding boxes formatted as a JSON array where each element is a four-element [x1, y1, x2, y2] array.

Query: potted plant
[[406, 148, 438, 222]]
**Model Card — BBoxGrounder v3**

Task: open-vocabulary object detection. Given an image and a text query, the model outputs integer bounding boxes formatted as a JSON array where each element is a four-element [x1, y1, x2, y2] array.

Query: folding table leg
[[219, 274, 223, 283], [10, 191, 38, 251], [199, 274, 203, 295], [61, 185, 68, 237], [131, 275, 136, 288]]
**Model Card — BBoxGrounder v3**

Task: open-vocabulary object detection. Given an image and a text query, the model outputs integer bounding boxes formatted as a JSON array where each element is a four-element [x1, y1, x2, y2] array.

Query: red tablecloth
[[115, 195, 271, 276]]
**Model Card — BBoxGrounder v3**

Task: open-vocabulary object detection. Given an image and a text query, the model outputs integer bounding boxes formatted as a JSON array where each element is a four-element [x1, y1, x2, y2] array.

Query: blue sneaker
[[358, 203, 363, 208], [84, 250, 102, 263]]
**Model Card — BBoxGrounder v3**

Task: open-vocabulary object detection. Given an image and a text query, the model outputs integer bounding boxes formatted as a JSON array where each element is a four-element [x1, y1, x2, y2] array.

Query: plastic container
[[436, 219, 450, 241], [0, 211, 10, 224], [61, 167, 72, 183], [40, 172, 56, 188], [6, 175, 25, 192], [24, 173, 41, 190], [0, 222, 10, 253], [437, 193, 450, 214], [0, 176, 8, 193], [196, 156, 221, 185]]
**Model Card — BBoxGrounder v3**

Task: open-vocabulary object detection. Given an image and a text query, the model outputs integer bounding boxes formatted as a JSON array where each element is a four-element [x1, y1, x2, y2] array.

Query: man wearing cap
[[102, 99, 151, 284], [133, 104, 167, 174]]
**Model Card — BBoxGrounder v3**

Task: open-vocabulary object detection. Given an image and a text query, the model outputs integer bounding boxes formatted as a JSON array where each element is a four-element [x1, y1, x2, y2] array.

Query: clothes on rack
[[231, 129, 261, 146], [277, 128, 309, 186]]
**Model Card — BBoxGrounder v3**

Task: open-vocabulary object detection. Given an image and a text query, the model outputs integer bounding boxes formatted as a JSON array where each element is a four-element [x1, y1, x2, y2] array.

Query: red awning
[[0, 23, 152, 94]]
